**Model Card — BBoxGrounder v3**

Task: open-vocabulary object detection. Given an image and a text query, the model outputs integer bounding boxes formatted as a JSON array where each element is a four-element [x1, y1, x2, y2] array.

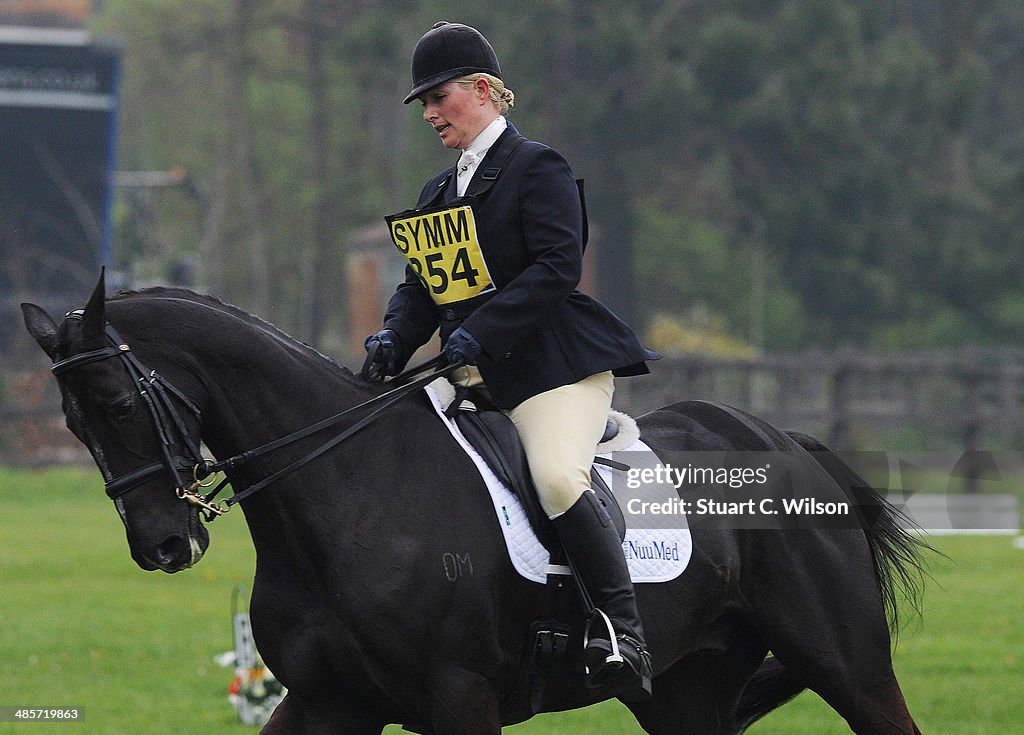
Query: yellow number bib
[[386, 205, 495, 306]]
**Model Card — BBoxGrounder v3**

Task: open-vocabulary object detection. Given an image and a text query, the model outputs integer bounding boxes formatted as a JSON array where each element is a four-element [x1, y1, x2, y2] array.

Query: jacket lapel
[[424, 122, 522, 207], [464, 123, 519, 197], [441, 170, 459, 204]]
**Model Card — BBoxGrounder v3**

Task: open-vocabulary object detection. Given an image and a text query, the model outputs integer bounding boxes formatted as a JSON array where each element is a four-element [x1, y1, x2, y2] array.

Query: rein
[[200, 354, 460, 513], [51, 317, 461, 520]]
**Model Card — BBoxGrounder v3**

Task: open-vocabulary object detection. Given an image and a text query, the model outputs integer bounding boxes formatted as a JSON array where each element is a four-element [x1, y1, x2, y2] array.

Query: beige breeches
[[452, 366, 614, 518]]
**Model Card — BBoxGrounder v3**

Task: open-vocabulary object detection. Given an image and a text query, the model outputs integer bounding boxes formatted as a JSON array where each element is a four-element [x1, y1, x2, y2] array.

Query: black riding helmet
[[403, 21, 502, 104]]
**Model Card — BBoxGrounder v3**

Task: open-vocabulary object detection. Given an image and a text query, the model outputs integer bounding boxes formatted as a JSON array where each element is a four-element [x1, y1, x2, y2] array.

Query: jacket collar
[[437, 122, 521, 204]]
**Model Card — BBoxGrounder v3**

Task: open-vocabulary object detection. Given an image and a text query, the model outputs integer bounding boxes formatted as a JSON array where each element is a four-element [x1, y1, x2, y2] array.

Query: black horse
[[22, 276, 928, 734]]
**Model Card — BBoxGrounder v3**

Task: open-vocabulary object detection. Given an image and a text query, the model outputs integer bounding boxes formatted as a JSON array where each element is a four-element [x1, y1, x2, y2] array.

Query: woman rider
[[365, 21, 658, 699]]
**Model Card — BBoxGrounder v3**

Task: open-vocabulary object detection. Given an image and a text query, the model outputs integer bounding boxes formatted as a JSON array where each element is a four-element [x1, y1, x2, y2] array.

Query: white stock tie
[[456, 150, 481, 196], [458, 149, 480, 173]]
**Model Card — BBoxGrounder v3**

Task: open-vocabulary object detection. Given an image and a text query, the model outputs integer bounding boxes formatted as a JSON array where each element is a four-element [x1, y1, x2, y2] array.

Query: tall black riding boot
[[553, 491, 652, 701]]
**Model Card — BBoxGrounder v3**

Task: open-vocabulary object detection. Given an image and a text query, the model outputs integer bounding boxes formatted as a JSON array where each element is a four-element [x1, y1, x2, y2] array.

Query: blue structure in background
[[0, 24, 121, 314]]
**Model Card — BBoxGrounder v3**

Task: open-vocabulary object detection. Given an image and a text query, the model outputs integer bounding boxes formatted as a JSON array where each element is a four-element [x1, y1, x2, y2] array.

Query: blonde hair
[[455, 73, 515, 114]]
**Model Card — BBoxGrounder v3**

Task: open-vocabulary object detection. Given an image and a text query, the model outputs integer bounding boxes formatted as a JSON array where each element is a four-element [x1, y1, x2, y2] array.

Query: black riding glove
[[363, 329, 402, 380], [443, 327, 482, 366]]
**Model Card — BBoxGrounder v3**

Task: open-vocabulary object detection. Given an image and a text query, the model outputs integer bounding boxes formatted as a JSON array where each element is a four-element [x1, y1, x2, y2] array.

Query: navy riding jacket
[[383, 123, 657, 408]]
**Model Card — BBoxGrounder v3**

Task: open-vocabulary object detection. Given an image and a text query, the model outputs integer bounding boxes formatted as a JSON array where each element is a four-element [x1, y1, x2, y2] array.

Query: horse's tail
[[735, 656, 806, 732], [785, 431, 932, 633]]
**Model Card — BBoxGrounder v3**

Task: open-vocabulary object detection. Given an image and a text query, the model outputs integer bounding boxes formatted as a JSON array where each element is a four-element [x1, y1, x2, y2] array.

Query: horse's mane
[[107, 287, 361, 384]]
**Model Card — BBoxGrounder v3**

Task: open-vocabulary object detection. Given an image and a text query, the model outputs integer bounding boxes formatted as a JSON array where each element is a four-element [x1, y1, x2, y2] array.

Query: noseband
[[51, 314, 462, 522]]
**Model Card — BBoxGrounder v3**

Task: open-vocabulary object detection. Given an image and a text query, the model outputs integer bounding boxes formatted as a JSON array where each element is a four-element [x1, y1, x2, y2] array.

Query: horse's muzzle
[[139, 526, 208, 573]]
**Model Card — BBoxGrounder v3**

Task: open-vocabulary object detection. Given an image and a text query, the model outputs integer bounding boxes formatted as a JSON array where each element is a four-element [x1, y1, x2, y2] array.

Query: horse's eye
[[105, 395, 136, 422]]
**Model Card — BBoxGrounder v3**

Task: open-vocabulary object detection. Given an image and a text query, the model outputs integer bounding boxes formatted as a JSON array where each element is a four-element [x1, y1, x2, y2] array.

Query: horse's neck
[[199, 352, 366, 466], [203, 357, 392, 578]]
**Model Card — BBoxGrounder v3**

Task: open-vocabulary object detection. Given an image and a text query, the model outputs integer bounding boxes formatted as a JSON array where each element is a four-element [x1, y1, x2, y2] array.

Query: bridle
[[52, 315, 217, 515], [51, 314, 460, 521]]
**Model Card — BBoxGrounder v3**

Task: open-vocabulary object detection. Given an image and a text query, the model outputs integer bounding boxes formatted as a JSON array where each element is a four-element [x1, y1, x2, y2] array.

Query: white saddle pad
[[425, 382, 692, 585]]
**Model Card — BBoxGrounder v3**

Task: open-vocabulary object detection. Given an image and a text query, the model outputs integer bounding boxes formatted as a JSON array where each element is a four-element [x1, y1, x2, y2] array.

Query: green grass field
[[1, 468, 1021, 734]]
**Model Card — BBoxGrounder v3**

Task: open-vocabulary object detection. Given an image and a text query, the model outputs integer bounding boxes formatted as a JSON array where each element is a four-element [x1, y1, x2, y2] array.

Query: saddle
[[444, 388, 626, 550]]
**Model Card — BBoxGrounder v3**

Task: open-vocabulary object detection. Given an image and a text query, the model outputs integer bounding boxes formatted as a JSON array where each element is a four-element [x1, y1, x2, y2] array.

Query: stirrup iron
[[583, 609, 624, 672]]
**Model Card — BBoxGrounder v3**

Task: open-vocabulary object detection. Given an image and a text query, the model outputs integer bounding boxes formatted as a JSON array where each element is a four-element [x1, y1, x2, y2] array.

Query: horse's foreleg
[[426, 665, 502, 735], [627, 623, 768, 735], [259, 692, 385, 735]]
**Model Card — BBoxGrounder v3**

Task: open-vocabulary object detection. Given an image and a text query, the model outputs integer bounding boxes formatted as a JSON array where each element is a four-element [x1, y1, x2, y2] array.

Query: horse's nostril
[[155, 535, 187, 566]]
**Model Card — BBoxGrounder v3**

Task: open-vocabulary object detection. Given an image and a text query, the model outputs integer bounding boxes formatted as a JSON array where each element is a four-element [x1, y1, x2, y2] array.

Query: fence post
[[998, 362, 1024, 439], [960, 366, 982, 494], [829, 362, 852, 449]]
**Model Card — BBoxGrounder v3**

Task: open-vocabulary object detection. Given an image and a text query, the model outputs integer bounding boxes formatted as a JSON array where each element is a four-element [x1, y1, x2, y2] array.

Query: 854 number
[[409, 247, 481, 296]]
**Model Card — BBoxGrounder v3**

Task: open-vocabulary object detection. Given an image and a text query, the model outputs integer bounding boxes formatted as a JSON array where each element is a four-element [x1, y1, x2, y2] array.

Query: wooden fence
[[615, 347, 1024, 455]]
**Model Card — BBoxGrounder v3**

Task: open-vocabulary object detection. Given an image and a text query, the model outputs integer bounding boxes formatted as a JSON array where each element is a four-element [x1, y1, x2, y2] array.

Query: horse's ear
[[82, 269, 107, 338], [21, 303, 60, 360]]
